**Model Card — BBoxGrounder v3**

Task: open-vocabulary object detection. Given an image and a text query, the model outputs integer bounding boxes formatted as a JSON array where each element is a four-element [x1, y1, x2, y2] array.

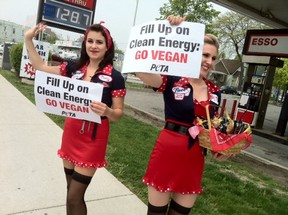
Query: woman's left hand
[[90, 101, 110, 117]]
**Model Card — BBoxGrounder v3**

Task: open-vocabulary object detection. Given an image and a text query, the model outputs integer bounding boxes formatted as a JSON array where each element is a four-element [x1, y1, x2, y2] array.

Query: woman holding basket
[[136, 16, 230, 215]]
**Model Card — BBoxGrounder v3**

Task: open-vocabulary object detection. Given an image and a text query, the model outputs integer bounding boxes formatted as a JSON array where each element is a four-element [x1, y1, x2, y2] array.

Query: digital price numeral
[[42, 0, 93, 32], [55, 8, 90, 26]]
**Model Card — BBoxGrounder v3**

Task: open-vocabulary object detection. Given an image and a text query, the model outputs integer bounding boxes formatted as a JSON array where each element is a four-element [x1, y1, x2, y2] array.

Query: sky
[[0, 0, 228, 51]]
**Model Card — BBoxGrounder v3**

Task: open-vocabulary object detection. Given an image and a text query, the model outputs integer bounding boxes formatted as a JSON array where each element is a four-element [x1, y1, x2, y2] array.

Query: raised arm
[[135, 73, 163, 88], [24, 23, 61, 75]]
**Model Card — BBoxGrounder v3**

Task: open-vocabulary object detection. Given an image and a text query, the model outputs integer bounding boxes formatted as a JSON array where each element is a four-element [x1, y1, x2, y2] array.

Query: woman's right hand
[[24, 22, 47, 41]]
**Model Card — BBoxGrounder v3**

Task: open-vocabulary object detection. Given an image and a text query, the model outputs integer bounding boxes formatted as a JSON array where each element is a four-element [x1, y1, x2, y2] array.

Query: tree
[[46, 34, 58, 44], [212, 11, 269, 89], [273, 58, 288, 102], [10, 42, 23, 75], [158, 0, 220, 33]]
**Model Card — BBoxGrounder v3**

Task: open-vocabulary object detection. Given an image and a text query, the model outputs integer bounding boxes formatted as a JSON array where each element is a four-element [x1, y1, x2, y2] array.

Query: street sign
[[37, 0, 97, 34]]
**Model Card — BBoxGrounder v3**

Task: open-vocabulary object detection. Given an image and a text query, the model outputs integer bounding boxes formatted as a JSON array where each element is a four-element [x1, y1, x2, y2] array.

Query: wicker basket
[[197, 105, 252, 155]]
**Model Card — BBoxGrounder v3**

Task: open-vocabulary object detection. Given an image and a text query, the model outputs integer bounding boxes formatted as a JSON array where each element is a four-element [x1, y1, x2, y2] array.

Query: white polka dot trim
[[112, 89, 126, 97], [142, 178, 203, 194]]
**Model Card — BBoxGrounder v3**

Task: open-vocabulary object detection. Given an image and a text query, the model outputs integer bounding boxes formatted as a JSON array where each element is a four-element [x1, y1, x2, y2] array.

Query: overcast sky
[[0, 0, 228, 51]]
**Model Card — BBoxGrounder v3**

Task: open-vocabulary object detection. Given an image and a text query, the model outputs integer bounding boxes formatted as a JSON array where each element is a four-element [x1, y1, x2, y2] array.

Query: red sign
[[62, 0, 95, 10], [243, 29, 288, 57]]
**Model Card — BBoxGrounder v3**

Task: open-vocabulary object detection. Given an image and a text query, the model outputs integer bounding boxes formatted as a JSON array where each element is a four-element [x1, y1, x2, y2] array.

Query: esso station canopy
[[210, 0, 288, 28]]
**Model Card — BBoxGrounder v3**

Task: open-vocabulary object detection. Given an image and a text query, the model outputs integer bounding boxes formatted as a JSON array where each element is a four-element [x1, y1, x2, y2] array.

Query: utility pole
[[133, 0, 139, 26]]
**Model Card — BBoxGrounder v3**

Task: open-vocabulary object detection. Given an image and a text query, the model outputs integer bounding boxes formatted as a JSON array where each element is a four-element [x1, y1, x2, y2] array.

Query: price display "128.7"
[[42, 0, 94, 32]]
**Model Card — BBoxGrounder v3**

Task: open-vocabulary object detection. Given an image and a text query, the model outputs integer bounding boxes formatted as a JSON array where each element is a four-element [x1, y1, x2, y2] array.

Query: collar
[[101, 64, 113, 75], [203, 77, 221, 93], [81, 62, 113, 76], [174, 77, 220, 93]]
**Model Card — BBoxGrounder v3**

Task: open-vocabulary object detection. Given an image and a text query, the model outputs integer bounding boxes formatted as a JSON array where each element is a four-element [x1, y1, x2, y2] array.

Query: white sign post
[[34, 71, 104, 123], [20, 40, 50, 79], [122, 20, 205, 78]]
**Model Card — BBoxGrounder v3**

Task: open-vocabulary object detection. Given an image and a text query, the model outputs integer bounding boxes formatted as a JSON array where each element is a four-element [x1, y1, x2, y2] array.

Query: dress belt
[[164, 121, 190, 135], [164, 121, 200, 150]]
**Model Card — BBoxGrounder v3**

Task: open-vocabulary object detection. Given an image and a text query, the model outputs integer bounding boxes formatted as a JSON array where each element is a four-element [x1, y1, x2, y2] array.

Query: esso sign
[[243, 29, 288, 57], [251, 37, 278, 46]]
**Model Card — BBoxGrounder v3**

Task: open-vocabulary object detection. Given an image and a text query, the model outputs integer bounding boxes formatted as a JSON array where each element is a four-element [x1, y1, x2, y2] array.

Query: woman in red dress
[[24, 22, 126, 214], [136, 16, 229, 215]]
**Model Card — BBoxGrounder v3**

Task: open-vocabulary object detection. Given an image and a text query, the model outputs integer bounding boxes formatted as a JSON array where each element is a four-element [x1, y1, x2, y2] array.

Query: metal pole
[[133, 0, 139, 26]]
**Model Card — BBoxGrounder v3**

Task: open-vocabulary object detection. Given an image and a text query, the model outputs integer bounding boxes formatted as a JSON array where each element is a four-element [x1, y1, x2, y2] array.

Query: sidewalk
[[0, 75, 147, 215]]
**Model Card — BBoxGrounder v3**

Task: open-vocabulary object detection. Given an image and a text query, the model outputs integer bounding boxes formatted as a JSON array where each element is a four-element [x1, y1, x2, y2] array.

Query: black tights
[[147, 202, 168, 215], [64, 168, 92, 215], [147, 199, 192, 215], [167, 199, 191, 215]]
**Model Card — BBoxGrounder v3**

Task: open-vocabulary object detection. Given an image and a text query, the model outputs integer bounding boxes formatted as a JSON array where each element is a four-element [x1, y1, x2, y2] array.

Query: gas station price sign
[[37, 0, 97, 33]]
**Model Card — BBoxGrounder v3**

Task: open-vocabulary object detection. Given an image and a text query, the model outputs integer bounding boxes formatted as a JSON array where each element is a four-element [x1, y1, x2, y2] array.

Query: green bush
[[10, 43, 23, 76]]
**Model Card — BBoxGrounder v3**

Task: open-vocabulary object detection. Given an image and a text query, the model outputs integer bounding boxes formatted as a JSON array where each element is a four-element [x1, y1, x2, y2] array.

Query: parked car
[[220, 86, 241, 96]]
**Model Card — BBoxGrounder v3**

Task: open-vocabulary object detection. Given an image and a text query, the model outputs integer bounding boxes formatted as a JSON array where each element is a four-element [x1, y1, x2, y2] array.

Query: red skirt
[[58, 117, 110, 168], [143, 129, 205, 194]]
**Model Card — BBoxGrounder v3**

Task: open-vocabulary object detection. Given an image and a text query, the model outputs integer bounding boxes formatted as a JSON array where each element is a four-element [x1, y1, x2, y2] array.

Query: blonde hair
[[204, 34, 219, 50]]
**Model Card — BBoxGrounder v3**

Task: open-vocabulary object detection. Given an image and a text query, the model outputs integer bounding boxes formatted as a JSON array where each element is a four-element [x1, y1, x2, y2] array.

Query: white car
[[58, 50, 78, 59]]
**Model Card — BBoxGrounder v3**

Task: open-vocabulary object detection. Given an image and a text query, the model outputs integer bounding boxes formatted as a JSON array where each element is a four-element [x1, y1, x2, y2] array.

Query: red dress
[[59, 118, 110, 168], [57, 62, 126, 168], [142, 75, 220, 194]]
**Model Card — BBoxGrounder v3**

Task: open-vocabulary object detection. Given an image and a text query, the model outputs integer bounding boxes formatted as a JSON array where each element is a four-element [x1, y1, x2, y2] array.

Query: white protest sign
[[122, 20, 205, 78], [34, 71, 104, 123], [20, 40, 50, 79]]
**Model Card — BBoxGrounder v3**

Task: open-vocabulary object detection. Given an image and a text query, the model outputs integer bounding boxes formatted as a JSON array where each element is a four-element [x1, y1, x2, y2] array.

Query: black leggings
[[147, 199, 192, 215], [147, 202, 168, 215], [168, 199, 192, 215], [64, 168, 92, 215]]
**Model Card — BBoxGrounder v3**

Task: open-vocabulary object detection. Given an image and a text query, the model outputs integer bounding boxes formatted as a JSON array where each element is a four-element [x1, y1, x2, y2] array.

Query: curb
[[252, 129, 288, 146]]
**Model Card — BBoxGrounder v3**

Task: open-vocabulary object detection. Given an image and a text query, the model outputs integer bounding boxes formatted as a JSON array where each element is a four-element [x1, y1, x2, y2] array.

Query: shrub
[[10, 43, 23, 76]]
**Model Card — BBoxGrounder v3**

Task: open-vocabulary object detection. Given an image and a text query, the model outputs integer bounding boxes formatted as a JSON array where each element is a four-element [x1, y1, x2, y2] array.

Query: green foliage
[[212, 11, 269, 60], [212, 11, 269, 89], [274, 58, 288, 90], [158, 0, 220, 33], [114, 40, 124, 54], [46, 34, 58, 44], [115, 48, 124, 55], [48, 51, 52, 61], [9, 43, 23, 75]]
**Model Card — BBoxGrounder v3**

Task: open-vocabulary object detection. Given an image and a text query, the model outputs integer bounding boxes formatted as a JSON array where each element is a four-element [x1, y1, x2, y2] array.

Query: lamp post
[[133, 0, 139, 26]]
